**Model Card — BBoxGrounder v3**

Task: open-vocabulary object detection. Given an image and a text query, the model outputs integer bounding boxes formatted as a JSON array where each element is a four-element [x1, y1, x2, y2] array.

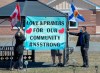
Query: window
[[69, 21, 78, 28]]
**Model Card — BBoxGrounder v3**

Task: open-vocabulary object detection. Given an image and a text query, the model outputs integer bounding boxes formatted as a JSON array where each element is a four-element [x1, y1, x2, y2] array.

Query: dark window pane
[[70, 21, 76, 27]]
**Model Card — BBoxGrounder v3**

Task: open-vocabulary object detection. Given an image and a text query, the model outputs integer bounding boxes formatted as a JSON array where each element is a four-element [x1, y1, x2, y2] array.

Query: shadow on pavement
[[0, 61, 52, 68]]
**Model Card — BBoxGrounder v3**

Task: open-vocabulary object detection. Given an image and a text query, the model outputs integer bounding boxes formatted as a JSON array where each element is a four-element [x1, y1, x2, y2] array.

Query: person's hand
[[19, 28, 24, 35], [67, 31, 69, 33]]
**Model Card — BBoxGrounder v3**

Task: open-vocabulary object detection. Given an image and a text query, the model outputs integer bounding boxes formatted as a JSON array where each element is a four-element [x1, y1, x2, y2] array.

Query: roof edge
[[83, 0, 100, 8]]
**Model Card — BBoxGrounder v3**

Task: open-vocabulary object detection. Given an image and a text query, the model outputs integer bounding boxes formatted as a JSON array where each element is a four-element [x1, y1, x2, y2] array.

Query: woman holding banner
[[11, 28, 26, 70]]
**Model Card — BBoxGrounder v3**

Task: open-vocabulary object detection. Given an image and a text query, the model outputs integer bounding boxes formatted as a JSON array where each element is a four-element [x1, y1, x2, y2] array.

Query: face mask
[[80, 29, 83, 32]]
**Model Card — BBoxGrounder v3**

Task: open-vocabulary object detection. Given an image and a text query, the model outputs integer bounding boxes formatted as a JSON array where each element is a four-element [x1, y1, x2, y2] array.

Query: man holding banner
[[68, 3, 90, 68], [68, 26, 90, 68]]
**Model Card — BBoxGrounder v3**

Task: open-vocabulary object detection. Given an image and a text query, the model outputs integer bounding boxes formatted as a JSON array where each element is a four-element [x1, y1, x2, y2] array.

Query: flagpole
[[64, 0, 73, 65], [63, 0, 70, 66]]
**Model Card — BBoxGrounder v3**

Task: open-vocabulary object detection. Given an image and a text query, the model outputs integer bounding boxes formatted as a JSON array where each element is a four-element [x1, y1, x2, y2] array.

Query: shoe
[[85, 65, 89, 68], [18, 67, 23, 70], [52, 63, 57, 67], [10, 67, 14, 71], [81, 65, 89, 68], [57, 63, 64, 67], [81, 65, 85, 67]]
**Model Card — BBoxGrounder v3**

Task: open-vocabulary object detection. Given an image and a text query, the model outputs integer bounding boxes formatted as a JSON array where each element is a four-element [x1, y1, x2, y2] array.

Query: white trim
[[47, 0, 56, 5], [69, 26, 78, 29], [13, 27, 25, 29], [96, 6, 100, 11], [96, 6, 100, 9], [96, 32, 100, 34]]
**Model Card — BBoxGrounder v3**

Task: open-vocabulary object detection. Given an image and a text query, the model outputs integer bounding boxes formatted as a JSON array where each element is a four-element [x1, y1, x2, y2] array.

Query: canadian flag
[[10, 3, 21, 28]]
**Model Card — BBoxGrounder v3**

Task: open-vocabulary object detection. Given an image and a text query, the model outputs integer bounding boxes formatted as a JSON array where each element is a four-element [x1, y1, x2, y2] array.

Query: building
[[0, 0, 100, 35], [47, 0, 100, 35]]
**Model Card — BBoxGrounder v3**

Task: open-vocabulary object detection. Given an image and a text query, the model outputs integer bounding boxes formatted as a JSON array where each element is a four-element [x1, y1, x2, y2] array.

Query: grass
[[0, 51, 100, 73]]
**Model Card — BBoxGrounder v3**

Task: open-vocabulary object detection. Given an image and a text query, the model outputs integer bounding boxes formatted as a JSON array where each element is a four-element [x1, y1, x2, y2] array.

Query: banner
[[24, 16, 67, 50]]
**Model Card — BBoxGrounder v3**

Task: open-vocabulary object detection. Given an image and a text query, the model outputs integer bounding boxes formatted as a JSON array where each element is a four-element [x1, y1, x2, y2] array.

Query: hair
[[82, 26, 86, 31]]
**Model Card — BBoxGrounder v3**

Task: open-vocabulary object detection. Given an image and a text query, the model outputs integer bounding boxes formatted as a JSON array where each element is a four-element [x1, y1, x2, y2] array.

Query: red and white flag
[[10, 3, 21, 28]]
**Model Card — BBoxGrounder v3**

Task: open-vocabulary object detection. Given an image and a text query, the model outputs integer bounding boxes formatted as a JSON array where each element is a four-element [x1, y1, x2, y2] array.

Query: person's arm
[[18, 29, 26, 41], [68, 32, 80, 36], [19, 33, 26, 42]]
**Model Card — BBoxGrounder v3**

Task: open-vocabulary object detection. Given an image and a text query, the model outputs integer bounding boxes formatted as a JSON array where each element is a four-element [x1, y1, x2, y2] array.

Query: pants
[[51, 50, 62, 56], [12, 52, 23, 68], [81, 46, 89, 66]]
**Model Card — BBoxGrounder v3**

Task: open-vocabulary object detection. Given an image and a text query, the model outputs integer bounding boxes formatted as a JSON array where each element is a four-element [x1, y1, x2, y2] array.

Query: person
[[51, 50, 63, 67], [11, 28, 26, 70], [68, 26, 90, 68]]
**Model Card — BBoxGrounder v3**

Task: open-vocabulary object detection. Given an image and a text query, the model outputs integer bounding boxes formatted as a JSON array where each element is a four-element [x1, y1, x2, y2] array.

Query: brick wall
[[79, 10, 96, 26], [69, 26, 96, 35], [0, 9, 97, 35], [0, 26, 17, 35], [96, 11, 100, 26]]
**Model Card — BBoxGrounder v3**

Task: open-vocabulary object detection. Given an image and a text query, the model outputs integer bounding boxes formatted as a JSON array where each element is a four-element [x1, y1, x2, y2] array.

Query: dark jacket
[[14, 32, 26, 55], [69, 32, 90, 48]]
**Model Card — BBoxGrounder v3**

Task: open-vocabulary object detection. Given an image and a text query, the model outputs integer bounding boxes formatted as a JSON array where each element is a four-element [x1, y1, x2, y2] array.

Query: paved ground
[[68, 35, 100, 51]]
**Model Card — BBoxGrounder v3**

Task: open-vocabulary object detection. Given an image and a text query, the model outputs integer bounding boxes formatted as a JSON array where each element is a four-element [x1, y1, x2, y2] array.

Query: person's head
[[80, 26, 86, 32]]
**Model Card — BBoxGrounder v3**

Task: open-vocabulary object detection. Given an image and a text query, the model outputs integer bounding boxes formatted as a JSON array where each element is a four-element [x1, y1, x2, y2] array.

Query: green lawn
[[0, 52, 100, 73]]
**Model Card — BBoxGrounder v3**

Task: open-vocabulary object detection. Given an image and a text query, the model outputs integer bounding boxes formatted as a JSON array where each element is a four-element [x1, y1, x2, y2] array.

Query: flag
[[10, 3, 21, 28], [68, 3, 85, 22]]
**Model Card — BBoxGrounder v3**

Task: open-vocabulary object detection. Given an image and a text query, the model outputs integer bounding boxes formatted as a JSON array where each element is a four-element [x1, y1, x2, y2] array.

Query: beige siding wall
[[96, 26, 100, 34], [0, 0, 15, 7], [49, 0, 95, 10], [49, 0, 69, 10], [96, 11, 100, 34], [96, 11, 100, 26], [39, 0, 48, 3]]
